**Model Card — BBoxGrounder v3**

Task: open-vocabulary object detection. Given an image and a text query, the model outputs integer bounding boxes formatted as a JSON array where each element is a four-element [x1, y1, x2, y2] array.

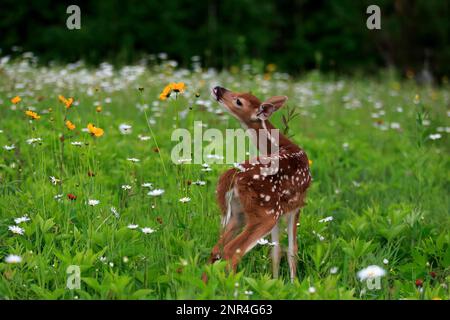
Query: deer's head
[[212, 86, 288, 125]]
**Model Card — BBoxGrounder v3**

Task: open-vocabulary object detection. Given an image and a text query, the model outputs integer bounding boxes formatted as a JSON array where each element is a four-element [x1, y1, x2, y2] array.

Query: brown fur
[[204, 87, 311, 282]]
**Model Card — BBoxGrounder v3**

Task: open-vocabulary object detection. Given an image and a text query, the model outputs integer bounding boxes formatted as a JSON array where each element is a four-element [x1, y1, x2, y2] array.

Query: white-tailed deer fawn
[[205, 86, 312, 282]]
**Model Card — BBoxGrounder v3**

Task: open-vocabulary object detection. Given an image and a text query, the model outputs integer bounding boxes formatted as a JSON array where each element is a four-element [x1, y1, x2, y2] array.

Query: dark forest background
[[0, 0, 448, 78]]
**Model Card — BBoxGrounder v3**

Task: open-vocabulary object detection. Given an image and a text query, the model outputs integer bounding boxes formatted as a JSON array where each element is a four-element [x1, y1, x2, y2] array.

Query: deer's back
[[218, 146, 312, 219]]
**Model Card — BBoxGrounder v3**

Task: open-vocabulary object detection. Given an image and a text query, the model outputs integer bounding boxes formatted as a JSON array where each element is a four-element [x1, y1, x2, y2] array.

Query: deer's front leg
[[271, 220, 281, 278], [287, 210, 300, 283]]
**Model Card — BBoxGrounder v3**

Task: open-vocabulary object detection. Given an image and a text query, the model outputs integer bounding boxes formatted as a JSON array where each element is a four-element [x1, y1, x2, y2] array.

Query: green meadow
[[0, 56, 449, 299]]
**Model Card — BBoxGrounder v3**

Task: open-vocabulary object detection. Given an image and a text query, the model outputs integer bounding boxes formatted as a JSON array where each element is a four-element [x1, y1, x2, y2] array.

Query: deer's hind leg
[[222, 213, 278, 272], [208, 190, 244, 263]]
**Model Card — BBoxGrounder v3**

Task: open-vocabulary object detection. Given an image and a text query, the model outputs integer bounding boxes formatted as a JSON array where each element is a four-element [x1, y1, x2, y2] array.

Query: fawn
[[205, 86, 312, 282]]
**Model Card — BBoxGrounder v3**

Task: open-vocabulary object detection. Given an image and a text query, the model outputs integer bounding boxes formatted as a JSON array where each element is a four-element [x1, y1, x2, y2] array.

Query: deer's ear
[[256, 103, 274, 120], [264, 96, 288, 109], [256, 96, 288, 120]]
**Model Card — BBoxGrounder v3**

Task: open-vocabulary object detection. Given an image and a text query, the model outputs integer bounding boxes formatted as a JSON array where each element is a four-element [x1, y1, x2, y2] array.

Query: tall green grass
[[0, 59, 448, 299]]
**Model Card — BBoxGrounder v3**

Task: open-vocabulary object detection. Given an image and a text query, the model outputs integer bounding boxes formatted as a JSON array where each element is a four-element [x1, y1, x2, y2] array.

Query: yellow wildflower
[[87, 123, 104, 137], [308, 159, 313, 166]]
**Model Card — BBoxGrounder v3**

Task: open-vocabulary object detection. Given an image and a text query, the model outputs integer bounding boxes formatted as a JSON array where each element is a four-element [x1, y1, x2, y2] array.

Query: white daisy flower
[[257, 238, 269, 245], [257, 238, 277, 246], [436, 127, 450, 133], [110, 207, 120, 218], [3, 144, 15, 151], [14, 215, 30, 224], [138, 135, 151, 141], [244, 290, 254, 295], [99, 256, 107, 263], [127, 224, 139, 230], [357, 265, 386, 281], [148, 189, 164, 197], [429, 133, 442, 140], [312, 230, 325, 241], [121, 185, 132, 190], [141, 227, 155, 234], [71, 141, 83, 147], [319, 216, 334, 223], [352, 181, 361, 187], [330, 267, 339, 274], [141, 182, 153, 188], [192, 180, 206, 186], [49, 176, 60, 185], [179, 197, 191, 203], [88, 199, 100, 206], [5, 254, 23, 264], [308, 286, 316, 294], [54, 194, 63, 201], [119, 123, 132, 135], [127, 157, 140, 162], [9, 225, 25, 235], [383, 259, 389, 265], [26, 137, 42, 144]]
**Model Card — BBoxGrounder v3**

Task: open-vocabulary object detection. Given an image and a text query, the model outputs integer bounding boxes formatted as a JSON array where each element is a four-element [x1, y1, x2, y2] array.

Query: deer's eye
[[236, 99, 242, 106]]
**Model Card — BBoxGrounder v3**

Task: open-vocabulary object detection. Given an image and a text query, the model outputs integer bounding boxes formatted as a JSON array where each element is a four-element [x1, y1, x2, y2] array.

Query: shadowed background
[[0, 0, 448, 79]]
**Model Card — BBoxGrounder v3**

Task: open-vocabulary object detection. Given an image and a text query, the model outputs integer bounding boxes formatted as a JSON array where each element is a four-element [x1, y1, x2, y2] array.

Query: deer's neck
[[243, 120, 299, 155]]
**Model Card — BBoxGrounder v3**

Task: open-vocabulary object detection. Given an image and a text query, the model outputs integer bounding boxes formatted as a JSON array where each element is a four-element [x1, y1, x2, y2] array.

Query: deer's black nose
[[213, 86, 224, 100]]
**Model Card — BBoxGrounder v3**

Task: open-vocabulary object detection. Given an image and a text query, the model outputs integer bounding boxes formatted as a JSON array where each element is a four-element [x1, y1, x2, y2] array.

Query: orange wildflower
[[11, 96, 21, 104], [87, 123, 104, 137], [25, 110, 41, 120], [158, 82, 186, 100], [59, 95, 74, 108], [170, 82, 185, 93], [66, 120, 76, 131], [159, 85, 172, 100]]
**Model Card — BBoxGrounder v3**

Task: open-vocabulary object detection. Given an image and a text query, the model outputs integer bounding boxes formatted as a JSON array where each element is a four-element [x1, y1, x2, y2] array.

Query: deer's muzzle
[[212, 86, 227, 101]]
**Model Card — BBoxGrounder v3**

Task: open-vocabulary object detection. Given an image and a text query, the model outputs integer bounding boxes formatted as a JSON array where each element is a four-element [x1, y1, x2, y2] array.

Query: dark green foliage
[[0, 0, 448, 77]]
